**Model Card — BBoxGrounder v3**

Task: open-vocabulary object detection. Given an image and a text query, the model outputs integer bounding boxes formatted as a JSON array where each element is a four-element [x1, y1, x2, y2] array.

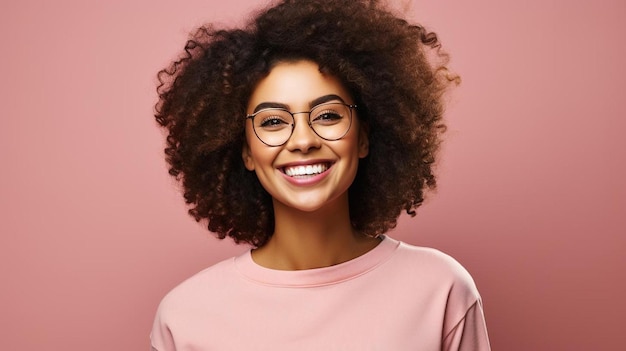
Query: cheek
[[244, 123, 255, 144], [243, 125, 261, 171], [245, 134, 280, 170], [346, 128, 365, 156]]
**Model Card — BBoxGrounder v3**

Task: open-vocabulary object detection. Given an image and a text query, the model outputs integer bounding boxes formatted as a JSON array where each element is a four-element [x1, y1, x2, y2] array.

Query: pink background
[[1, 0, 624, 350]]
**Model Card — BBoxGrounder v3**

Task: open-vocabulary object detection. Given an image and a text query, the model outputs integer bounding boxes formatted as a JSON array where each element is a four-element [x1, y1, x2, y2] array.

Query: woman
[[151, 0, 490, 350]]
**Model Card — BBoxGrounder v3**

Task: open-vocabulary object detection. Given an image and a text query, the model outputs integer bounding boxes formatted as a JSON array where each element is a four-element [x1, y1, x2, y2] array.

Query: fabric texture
[[150, 236, 490, 350]]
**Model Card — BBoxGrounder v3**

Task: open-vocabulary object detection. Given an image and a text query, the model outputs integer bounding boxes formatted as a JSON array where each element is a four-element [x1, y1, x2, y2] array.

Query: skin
[[242, 60, 380, 270]]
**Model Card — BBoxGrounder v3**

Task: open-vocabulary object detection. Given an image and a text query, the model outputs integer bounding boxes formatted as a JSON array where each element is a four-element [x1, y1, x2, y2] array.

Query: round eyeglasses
[[246, 102, 356, 147]]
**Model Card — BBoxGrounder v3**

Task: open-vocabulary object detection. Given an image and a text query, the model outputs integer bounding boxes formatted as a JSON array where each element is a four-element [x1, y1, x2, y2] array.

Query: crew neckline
[[234, 235, 400, 287]]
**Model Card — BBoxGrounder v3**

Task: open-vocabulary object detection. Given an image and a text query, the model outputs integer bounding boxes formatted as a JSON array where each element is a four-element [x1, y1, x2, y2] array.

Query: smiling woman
[[151, 0, 489, 350]]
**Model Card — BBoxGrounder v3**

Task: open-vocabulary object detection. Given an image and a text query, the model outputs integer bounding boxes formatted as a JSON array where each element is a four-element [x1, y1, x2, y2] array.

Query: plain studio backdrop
[[1, 0, 624, 350]]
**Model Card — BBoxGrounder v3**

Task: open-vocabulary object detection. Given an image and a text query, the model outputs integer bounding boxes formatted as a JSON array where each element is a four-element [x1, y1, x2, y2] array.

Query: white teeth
[[284, 163, 329, 177]]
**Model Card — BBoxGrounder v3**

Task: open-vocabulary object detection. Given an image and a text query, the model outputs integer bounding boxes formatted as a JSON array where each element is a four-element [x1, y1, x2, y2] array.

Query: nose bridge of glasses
[[291, 111, 310, 116], [291, 110, 313, 125], [290, 112, 317, 136]]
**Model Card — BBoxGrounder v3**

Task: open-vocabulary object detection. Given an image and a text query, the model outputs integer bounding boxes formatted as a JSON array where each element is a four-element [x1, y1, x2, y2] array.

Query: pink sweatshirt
[[151, 236, 490, 350]]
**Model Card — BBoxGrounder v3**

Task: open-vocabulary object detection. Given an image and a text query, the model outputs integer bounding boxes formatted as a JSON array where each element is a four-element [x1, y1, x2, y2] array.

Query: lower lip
[[280, 165, 332, 186]]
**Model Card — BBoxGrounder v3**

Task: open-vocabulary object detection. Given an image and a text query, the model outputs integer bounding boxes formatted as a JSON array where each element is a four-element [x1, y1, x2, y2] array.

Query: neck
[[251, 196, 380, 270]]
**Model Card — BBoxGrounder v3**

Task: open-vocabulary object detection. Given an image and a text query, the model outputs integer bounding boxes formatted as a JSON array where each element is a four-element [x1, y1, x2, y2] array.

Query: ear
[[357, 123, 370, 158], [242, 140, 255, 171]]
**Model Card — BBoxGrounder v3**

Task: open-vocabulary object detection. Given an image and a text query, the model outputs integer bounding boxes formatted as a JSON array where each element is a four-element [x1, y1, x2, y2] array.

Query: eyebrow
[[251, 94, 346, 113]]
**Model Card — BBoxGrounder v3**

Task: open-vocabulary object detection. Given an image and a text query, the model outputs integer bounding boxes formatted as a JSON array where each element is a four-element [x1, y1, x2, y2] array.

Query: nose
[[285, 114, 322, 153]]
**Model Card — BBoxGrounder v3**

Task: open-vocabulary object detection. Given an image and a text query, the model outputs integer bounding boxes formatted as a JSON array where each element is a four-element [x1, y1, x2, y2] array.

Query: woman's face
[[243, 60, 369, 213]]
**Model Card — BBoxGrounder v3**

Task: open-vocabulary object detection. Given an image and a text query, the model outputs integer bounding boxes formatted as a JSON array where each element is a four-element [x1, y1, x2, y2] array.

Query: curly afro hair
[[155, 0, 458, 247]]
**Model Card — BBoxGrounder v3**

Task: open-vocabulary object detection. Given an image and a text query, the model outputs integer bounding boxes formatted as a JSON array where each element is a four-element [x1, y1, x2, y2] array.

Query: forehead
[[246, 60, 352, 111]]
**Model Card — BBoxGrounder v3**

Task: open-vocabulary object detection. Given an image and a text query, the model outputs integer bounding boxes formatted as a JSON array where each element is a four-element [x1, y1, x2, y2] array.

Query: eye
[[260, 117, 288, 127], [312, 109, 343, 125], [256, 110, 292, 130]]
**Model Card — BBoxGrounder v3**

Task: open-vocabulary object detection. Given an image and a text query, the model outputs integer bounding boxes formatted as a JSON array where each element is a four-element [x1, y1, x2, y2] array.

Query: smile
[[283, 163, 330, 177]]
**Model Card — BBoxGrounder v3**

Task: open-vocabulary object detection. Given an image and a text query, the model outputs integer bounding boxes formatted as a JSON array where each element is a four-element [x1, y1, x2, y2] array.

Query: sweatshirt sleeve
[[442, 299, 491, 351], [150, 301, 176, 351]]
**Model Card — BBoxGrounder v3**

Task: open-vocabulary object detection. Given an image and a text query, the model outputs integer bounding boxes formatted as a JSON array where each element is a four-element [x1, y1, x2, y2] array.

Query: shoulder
[[385, 237, 481, 302], [385, 237, 485, 335], [151, 254, 247, 350], [155, 254, 241, 319]]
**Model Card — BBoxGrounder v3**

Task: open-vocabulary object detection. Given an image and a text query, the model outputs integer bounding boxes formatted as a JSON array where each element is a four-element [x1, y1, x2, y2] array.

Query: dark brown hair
[[155, 0, 458, 247]]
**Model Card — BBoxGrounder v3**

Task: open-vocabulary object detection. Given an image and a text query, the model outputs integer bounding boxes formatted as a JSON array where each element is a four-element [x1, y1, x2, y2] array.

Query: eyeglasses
[[246, 102, 356, 147]]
